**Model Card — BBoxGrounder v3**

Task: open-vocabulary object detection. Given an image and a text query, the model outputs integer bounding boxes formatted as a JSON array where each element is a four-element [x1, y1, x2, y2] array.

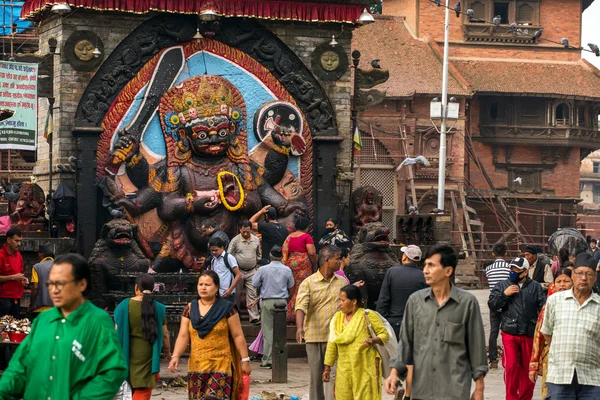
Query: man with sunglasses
[[542, 253, 600, 399], [0, 253, 127, 400]]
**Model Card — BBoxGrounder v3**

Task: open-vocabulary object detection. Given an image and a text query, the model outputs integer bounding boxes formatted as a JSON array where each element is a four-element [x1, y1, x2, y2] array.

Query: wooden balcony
[[474, 124, 600, 148]]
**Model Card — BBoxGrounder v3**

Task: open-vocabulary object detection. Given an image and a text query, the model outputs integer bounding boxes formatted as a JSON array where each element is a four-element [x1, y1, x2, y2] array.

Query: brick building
[[354, 0, 600, 254]]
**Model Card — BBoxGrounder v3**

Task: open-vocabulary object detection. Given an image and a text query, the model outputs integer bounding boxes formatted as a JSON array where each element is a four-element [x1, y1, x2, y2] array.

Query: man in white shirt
[[484, 243, 510, 369], [209, 237, 242, 303], [541, 253, 600, 399]]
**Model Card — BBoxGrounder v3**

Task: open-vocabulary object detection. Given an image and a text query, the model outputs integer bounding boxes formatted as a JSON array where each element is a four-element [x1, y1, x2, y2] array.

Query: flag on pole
[[353, 125, 362, 155], [43, 109, 53, 141]]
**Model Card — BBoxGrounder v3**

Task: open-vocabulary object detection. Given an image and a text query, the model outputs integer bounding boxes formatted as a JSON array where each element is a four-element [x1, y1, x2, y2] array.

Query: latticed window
[[517, 4, 533, 23], [508, 169, 541, 192], [353, 167, 398, 238], [356, 137, 394, 166], [357, 169, 396, 207]]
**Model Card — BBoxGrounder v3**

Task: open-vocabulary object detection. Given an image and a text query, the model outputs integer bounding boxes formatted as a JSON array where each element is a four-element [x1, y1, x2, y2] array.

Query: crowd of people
[[485, 242, 600, 400], [0, 217, 598, 400]]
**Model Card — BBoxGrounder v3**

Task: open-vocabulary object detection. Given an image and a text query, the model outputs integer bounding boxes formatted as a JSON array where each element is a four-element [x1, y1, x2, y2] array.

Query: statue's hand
[[106, 131, 140, 175], [115, 197, 138, 214], [279, 201, 307, 218], [193, 190, 221, 213]]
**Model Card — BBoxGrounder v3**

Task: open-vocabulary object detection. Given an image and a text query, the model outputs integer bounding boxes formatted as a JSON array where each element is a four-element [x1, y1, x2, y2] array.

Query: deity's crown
[[171, 78, 233, 119]]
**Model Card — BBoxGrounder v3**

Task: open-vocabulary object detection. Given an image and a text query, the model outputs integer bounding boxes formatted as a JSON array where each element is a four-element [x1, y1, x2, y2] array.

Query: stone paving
[[154, 289, 542, 399]]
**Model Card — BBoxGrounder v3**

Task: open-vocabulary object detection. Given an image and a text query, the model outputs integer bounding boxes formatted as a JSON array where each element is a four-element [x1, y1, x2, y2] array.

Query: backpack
[[211, 251, 236, 278]]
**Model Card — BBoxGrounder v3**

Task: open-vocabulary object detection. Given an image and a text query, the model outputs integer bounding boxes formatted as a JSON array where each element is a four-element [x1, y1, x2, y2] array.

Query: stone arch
[[75, 14, 338, 139], [553, 101, 571, 126], [73, 13, 343, 257]]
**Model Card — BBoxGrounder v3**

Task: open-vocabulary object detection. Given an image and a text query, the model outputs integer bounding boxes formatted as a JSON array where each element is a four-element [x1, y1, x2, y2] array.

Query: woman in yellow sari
[[528, 268, 573, 399], [323, 285, 390, 400], [168, 270, 251, 399]]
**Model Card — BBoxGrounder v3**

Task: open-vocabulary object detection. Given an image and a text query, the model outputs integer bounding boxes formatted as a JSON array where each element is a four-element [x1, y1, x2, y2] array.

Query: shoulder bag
[[364, 309, 398, 378]]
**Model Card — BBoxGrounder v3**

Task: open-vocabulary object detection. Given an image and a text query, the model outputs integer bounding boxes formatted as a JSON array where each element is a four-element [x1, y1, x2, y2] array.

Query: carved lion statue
[[345, 222, 399, 310], [89, 218, 150, 309]]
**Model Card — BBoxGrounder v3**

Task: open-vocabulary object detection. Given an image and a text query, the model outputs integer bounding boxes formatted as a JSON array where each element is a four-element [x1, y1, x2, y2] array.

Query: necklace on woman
[[199, 298, 216, 307], [344, 313, 354, 323]]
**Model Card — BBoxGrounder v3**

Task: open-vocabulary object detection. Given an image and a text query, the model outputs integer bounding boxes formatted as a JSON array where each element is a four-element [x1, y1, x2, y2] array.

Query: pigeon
[[532, 29, 543, 39], [589, 43, 600, 57], [513, 177, 522, 185], [561, 38, 569, 48], [431, 0, 441, 6], [509, 23, 517, 33], [371, 59, 381, 69], [395, 156, 431, 172], [454, 2, 461, 17], [466, 9, 474, 18], [492, 15, 501, 28], [408, 205, 418, 214]]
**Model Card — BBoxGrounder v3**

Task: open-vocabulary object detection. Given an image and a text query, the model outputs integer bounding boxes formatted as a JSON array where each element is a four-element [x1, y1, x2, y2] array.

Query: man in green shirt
[[0, 253, 127, 400]]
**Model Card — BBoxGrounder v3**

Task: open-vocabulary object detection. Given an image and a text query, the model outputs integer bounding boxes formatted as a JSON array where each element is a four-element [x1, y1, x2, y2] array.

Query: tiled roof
[[451, 59, 600, 100], [352, 16, 471, 98]]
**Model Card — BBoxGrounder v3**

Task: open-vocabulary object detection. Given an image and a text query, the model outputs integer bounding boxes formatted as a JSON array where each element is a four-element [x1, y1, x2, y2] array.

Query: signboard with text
[[0, 61, 38, 150]]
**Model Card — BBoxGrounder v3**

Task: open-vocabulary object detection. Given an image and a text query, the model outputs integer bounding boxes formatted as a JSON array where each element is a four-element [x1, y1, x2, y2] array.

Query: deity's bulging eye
[[218, 129, 228, 137], [198, 132, 208, 140]]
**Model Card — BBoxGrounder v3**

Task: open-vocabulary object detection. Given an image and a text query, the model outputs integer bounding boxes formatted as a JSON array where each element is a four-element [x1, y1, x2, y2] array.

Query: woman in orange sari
[[528, 268, 573, 399], [282, 217, 317, 321], [168, 270, 251, 399]]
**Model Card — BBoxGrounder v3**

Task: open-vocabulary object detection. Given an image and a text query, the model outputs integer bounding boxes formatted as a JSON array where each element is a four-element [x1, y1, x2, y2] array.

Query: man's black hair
[[492, 243, 507, 257], [201, 219, 217, 229], [208, 236, 226, 249], [5, 227, 21, 238], [239, 220, 252, 229], [265, 207, 277, 221], [53, 253, 92, 297], [425, 245, 458, 277], [38, 244, 55, 258]]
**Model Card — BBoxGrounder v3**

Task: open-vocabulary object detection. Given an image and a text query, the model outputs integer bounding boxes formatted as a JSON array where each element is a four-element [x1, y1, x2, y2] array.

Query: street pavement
[[154, 289, 542, 399]]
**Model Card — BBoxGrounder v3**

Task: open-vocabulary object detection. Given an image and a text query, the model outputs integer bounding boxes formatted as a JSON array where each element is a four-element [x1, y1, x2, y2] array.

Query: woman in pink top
[[282, 217, 317, 321]]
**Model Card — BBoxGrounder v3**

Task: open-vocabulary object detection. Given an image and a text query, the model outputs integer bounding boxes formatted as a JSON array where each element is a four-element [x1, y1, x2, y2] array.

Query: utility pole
[[437, 0, 451, 211]]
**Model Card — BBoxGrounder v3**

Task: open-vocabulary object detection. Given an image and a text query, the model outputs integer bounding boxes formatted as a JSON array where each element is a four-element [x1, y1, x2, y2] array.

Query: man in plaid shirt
[[541, 253, 600, 399], [295, 245, 345, 400]]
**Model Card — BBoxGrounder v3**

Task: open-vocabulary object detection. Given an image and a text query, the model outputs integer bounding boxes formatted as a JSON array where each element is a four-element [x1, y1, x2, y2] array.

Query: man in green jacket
[[0, 253, 127, 400]]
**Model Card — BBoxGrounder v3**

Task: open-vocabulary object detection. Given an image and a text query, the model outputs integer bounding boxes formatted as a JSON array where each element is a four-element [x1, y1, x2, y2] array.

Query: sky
[[582, 1, 600, 68]]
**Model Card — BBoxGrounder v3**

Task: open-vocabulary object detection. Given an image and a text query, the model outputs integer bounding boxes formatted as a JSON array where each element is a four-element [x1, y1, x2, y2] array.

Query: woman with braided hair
[[114, 273, 171, 400]]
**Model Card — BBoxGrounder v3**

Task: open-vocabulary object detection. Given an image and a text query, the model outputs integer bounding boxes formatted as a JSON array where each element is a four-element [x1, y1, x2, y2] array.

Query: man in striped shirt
[[485, 243, 510, 369]]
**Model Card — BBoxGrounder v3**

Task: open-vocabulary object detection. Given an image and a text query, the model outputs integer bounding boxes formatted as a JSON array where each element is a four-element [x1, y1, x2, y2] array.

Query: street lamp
[[357, 8, 375, 24], [50, 3, 71, 15], [436, 0, 452, 212]]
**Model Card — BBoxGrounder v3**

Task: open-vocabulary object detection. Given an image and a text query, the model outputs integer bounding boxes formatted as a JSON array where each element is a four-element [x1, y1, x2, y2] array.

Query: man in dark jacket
[[587, 238, 600, 262], [489, 256, 545, 400], [377, 244, 427, 339]]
